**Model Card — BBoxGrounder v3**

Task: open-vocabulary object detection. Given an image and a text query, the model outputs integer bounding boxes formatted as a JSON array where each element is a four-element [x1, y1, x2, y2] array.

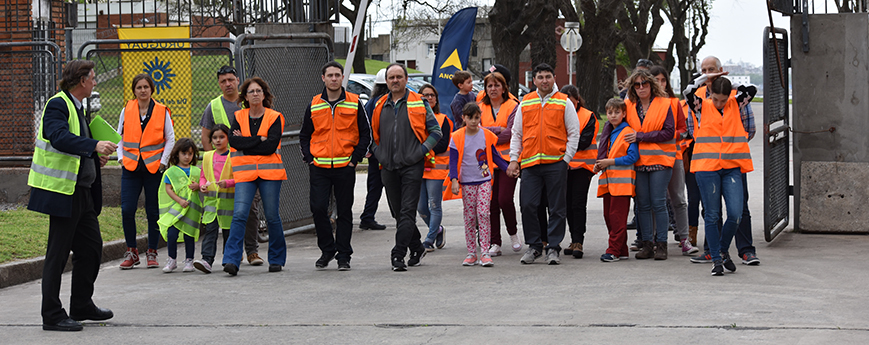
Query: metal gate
[[0, 41, 63, 157], [235, 33, 334, 228], [763, 27, 790, 242]]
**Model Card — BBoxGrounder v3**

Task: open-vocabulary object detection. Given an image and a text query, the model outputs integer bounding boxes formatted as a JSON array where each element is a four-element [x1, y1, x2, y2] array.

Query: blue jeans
[[121, 167, 161, 249], [635, 168, 672, 243], [695, 168, 743, 262], [418, 178, 444, 245], [222, 178, 286, 268]]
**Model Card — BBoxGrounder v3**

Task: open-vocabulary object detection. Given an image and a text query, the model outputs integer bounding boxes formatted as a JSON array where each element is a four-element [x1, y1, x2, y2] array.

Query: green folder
[[89, 115, 122, 144]]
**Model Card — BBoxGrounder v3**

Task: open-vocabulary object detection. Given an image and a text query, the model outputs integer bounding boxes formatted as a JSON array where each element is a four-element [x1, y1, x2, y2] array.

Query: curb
[[0, 225, 315, 289]]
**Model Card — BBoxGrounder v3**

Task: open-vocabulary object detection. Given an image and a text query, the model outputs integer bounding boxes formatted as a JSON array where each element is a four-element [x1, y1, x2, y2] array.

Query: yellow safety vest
[[201, 151, 235, 229], [28, 91, 81, 195], [158, 165, 203, 241]]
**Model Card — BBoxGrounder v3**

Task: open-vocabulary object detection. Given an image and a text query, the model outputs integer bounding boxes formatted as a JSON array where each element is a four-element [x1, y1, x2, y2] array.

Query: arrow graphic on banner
[[439, 49, 464, 70]]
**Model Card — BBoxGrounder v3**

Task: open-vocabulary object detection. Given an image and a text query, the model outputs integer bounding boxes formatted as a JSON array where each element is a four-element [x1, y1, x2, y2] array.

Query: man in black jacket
[[28, 60, 117, 331]]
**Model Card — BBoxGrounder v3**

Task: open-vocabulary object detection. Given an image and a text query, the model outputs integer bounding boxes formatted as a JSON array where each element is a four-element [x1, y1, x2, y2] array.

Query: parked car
[[473, 81, 530, 99], [408, 73, 432, 83], [347, 73, 376, 104]]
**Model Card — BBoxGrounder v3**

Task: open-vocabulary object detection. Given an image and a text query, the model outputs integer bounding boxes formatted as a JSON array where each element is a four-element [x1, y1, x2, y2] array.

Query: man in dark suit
[[28, 60, 117, 331]]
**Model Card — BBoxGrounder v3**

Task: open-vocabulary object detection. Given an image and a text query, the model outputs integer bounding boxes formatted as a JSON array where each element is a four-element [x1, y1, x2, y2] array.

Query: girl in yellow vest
[[448, 103, 510, 267], [157, 138, 202, 273], [595, 99, 639, 262], [193, 124, 235, 273]]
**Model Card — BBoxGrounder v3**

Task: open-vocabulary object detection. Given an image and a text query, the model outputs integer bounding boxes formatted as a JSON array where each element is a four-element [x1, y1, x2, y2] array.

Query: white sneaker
[[510, 234, 522, 252], [182, 258, 195, 272], [162, 258, 177, 273], [488, 244, 502, 256]]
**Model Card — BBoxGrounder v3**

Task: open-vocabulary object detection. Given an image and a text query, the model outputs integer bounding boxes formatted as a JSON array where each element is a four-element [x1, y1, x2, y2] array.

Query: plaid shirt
[[686, 88, 756, 141]]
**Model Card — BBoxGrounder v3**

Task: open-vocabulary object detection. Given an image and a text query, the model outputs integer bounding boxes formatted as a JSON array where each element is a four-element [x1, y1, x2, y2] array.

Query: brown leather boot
[[635, 241, 655, 259], [654, 242, 668, 260], [688, 226, 698, 246], [572, 243, 584, 259]]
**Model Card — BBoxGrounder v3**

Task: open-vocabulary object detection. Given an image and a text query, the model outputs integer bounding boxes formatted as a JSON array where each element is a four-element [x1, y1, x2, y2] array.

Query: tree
[[489, 0, 563, 93], [569, 0, 625, 114], [662, 0, 711, 91], [391, 0, 477, 51], [617, 0, 666, 67]]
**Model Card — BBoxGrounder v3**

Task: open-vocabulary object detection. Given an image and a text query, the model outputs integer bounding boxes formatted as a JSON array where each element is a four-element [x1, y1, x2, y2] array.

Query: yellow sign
[[118, 26, 192, 137]]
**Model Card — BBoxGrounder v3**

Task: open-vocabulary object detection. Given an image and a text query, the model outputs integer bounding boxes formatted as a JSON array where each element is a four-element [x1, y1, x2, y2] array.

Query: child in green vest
[[194, 125, 235, 273], [158, 138, 202, 273]]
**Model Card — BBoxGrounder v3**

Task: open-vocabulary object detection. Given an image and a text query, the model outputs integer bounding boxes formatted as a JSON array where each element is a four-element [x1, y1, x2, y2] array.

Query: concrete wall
[[0, 166, 139, 207], [791, 13, 869, 232]]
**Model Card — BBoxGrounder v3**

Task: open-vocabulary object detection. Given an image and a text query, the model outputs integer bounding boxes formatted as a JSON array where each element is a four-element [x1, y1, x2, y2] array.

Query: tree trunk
[[618, 0, 666, 67], [489, 0, 534, 94], [574, 0, 623, 114]]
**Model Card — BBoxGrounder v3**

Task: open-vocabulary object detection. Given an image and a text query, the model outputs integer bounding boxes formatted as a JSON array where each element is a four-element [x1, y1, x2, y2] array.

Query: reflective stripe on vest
[[210, 96, 231, 127], [518, 92, 569, 168], [569, 107, 599, 171], [625, 97, 677, 168], [689, 97, 753, 174], [597, 127, 636, 197], [28, 91, 81, 195], [442, 127, 499, 201], [122, 99, 169, 174], [157, 165, 202, 241], [309, 92, 361, 168], [371, 90, 429, 146], [423, 113, 452, 180], [229, 108, 287, 182], [201, 150, 235, 229], [479, 98, 518, 161]]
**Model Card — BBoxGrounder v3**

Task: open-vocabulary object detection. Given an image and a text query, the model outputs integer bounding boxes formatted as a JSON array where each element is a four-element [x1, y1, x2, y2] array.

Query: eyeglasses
[[636, 59, 653, 68], [218, 66, 237, 75], [422, 93, 436, 98], [247, 89, 264, 95], [633, 81, 650, 89]]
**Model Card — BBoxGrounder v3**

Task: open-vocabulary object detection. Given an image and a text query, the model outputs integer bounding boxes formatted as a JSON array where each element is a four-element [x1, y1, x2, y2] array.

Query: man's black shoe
[[43, 318, 83, 332], [360, 221, 387, 230], [315, 252, 335, 269], [269, 264, 282, 272], [223, 263, 238, 276], [70, 306, 113, 322], [408, 247, 426, 267], [337, 260, 351, 271], [391, 257, 407, 271]]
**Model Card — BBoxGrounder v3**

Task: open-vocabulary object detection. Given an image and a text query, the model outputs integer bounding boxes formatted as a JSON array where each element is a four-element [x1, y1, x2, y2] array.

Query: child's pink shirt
[[199, 151, 235, 188]]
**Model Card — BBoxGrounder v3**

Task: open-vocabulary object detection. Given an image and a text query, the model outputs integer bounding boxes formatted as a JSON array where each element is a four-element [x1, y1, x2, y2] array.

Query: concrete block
[[799, 161, 869, 233], [0, 165, 143, 207]]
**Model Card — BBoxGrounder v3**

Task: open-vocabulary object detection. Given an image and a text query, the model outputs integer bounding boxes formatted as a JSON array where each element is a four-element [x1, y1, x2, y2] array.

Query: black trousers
[[566, 168, 594, 244], [360, 155, 384, 223], [520, 161, 568, 252], [381, 160, 425, 258], [310, 165, 356, 261], [42, 186, 103, 324]]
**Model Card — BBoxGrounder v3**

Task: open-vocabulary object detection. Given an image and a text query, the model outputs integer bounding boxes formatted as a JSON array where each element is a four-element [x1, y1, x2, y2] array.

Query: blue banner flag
[[431, 7, 477, 121]]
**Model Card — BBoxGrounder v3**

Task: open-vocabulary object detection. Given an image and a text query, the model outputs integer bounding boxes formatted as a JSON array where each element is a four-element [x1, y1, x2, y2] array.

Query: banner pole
[[343, 0, 370, 88]]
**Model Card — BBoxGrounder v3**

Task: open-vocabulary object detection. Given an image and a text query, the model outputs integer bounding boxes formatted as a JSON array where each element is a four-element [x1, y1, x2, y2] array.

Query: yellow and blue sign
[[431, 7, 477, 120], [118, 26, 192, 136]]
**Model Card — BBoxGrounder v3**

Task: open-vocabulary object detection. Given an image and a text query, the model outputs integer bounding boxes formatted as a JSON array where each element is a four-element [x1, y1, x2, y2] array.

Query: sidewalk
[[1, 108, 868, 343]]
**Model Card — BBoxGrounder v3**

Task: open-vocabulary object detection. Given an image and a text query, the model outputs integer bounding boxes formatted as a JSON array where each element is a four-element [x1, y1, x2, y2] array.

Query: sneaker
[[721, 252, 737, 273], [408, 247, 426, 267], [247, 253, 264, 266], [618, 255, 629, 260], [462, 253, 478, 266], [315, 252, 335, 269], [711, 260, 724, 276], [337, 260, 351, 271], [182, 258, 195, 272], [391, 257, 407, 271], [742, 252, 760, 265], [146, 249, 159, 268], [626, 219, 637, 230], [488, 244, 502, 257], [360, 221, 387, 230], [510, 234, 522, 252], [223, 263, 238, 276], [269, 264, 282, 272], [193, 259, 212, 274], [545, 249, 561, 265], [681, 239, 700, 256], [690, 252, 713, 264], [162, 258, 177, 273], [423, 242, 435, 252], [600, 253, 619, 262], [435, 226, 445, 249], [520, 248, 542, 264], [119, 248, 139, 269], [480, 253, 494, 267], [629, 239, 642, 252]]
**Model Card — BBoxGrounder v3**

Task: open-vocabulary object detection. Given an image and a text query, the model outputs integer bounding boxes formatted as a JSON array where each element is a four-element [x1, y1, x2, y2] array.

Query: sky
[[351, 0, 830, 67]]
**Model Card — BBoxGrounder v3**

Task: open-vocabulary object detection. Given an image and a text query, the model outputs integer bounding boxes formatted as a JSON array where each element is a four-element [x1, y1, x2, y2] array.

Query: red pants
[[603, 194, 631, 257]]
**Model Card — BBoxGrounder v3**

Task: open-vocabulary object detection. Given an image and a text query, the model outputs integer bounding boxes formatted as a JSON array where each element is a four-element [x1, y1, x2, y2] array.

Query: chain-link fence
[[763, 27, 790, 242], [0, 42, 63, 157], [79, 38, 234, 148]]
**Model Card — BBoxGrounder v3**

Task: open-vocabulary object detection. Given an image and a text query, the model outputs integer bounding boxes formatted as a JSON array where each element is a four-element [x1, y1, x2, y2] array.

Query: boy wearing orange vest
[[300, 61, 371, 271], [595, 99, 639, 262], [683, 75, 756, 276]]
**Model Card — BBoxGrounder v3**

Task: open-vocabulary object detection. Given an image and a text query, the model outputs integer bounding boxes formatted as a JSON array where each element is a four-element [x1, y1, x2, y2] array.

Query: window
[[427, 43, 438, 58], [482, 59, 492, 71], [471, 41, 478, 57], [347, 81, 370, 97]]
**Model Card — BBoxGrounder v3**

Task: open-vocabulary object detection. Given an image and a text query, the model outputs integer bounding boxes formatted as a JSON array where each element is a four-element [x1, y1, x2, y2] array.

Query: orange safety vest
[[690, 97, 753, 174], [478, 98, 518, 161], [230, 108, 288, 182], [309, 92, 361, 168], [476, 89, 519, 103], [122, 99, 169, 174], [371, 90, 429, 146], [423, 113, 453, 180], [597, 126, 637, 197], [442, 127, 498, 201], [679, 100, 693, 159], [625, 97, 677, 168], [518, 92, 570, 168], [568, 107, 599, 172]]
